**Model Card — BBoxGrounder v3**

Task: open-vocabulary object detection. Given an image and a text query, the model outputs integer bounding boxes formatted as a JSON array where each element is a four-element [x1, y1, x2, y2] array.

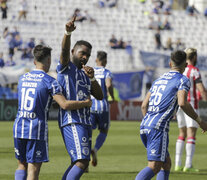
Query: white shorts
[[177, 108, 199, 128]]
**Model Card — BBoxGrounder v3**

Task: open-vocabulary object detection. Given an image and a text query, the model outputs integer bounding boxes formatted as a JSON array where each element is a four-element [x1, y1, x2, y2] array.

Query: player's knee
[[17, 161, 27, 170], [148, 162, 162, 174], [100, 129, 108, 134], [76, 159, 89, 170]]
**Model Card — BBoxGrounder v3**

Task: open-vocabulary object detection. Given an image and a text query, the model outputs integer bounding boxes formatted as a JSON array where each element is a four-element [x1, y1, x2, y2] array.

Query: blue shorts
[[61, 123, 92, 163], [14, 138, 49, 163], [140, 127, 169, 162], [91, 111, 110, 130]]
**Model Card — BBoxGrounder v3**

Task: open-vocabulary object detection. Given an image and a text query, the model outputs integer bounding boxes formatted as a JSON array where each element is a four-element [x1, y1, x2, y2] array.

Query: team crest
[[82, 147, 89, 156]]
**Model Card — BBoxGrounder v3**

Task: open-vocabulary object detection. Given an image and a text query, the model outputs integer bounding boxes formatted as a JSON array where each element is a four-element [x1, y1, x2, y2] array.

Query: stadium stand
[[0, 0, 207, 99]]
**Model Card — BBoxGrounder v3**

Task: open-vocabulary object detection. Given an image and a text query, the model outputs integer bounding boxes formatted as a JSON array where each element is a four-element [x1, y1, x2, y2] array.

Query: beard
[[72, 56, 83, 69]]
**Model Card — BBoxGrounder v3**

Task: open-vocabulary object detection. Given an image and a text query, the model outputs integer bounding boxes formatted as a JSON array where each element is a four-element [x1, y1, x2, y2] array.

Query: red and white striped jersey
[[184, 65, 202, 109]]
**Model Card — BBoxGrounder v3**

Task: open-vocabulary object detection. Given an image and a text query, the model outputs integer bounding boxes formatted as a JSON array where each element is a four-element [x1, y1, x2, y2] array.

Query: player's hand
[[82, 65, 94, 79], [199, 120, 207, 132], [85, 98, 92, 107], [65, 16, 76, 33]]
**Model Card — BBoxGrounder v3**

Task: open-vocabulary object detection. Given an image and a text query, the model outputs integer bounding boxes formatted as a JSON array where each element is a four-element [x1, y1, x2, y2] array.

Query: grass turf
[[0, 121, 207, 180]]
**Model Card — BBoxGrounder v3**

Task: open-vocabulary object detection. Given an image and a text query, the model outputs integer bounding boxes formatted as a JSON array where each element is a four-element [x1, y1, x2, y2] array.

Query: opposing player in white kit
[[175, 48, 207, 172], [90, 51, 114, 167], [135, 50, 207, 180], [56, 17, 103, 180], [13, 45, 92, 180]]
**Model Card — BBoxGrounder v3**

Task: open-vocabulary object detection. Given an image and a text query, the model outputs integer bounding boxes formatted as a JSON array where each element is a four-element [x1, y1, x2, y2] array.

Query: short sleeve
[[50, 79, 62, 96], [106, 70, 113, 79], [56, 61, 70, 73], [178, 76, 190, 92], [193, 68, 201, 80]]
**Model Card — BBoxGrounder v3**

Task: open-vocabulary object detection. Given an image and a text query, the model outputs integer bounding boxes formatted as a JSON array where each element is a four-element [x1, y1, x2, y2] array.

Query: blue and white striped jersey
[[13, 69, 62, 140], [140, 71, 190, 132], [57, 61, 91, 127], [91, 67, 112, 112]]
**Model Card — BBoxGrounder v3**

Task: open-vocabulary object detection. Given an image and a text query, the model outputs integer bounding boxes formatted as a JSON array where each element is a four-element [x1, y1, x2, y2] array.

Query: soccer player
[[56, 17, 103, 180], [175, 48, 207, 172], [135, 50, 207, 180], [13, 45, 92, 180], [90, 51, 115, 167]]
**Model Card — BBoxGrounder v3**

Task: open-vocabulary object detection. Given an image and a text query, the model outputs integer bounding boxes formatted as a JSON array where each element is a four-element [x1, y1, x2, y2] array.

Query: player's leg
[[135, 161, 162, 180], [92, 111, 109, 166], [183, 127, 198, 172], [175, 108, 186, 171], [156, 156, 171, 180], [27, 162, 42, 180], [15, 160, 27, 180], [183, 112, 199, 172], [14, 138, 27, 180], [61, 124, 91, 180]]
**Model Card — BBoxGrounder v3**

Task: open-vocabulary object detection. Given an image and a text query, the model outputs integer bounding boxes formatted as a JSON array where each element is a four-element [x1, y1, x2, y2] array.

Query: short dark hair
[[33, 45, 52, 62], [97, 51, 107, 61], [73, 40, 92, 50], [171, 50, 186, 66]]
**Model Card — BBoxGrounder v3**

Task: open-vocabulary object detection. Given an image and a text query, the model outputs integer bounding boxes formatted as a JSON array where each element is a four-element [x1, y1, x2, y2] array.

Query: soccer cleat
[[91, 149, 98, 166], [174, 166, 183, 172], [183, 167, 199, 172]]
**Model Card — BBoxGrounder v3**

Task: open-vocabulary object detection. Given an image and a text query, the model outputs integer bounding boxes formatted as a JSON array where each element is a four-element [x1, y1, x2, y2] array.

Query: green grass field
[[1, 121, 207, 180]]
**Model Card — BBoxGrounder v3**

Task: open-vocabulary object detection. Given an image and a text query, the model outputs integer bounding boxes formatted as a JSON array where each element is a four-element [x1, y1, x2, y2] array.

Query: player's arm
[[53, 94, 92, 110], [141, 91, 151, 116], [83, 65, 103, 100], [177, 90, 207, 131], [196, 82, 207, 101], [60, 16, 76, 66], [105, 77, 114, 102]]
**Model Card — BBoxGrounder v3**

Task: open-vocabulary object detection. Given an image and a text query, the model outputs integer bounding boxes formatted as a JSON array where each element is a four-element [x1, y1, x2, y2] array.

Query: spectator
[[163, 3, 172, 15], [154, 29, 162, 50], [3, 27, 9, 38], [109, 34, 119, 49], [97, 0, 118, 8], [21, 48, 30, 60], [0, 52, 5, 68], [83, 10, 96, 23], [162, 18, 171, 30], [11, 26, 20, 37], [18, 0, 28, 20], [0, 0, 7, 19], [164, 37, 173, 51], [175, 38, 185, 50], [186, 5, 199, 16], [204, 7, 207, 17]]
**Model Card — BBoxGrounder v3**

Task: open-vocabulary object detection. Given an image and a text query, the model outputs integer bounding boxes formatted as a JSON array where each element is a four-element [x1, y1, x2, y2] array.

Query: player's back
[[14, 70, 60, 140], [184, 65, 200, 109], [91, 66, 112, 112], [141, 71, 190, 132]]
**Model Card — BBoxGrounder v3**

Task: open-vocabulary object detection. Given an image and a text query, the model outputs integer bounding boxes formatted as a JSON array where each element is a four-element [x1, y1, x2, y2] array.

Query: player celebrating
[[13, 45, 92, 180], [175, 48, 207, 172], [135, 50, 207, 180], [56, 17, 103, 180], [90, 51, 114, 167]]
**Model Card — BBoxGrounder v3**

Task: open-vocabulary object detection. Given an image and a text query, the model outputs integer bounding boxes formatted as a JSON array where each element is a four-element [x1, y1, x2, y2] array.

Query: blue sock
[[62, 165, 72, 180], [156, 170, 170, 180], [15, 170, 27, 180], [66, 165, 84, 180], [94, 132, 107, 151], [135, 167, 154, 180]]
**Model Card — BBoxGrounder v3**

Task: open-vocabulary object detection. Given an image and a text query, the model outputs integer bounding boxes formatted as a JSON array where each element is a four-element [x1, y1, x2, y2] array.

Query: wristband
[[65, 30, 72, 36], [196, 116, 202, 123], [90, 77, 96, 82]]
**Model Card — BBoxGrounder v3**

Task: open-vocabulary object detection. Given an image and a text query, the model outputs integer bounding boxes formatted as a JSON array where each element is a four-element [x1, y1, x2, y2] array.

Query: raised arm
[[60, 16, 76, 66], [177, 90, 207, 131], [53, 94, 92, 110]]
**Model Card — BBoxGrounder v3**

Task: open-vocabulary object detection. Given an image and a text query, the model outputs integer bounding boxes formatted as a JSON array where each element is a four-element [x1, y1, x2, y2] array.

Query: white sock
[[185, 137, 195, 168], [175, 136, 185, 167]]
